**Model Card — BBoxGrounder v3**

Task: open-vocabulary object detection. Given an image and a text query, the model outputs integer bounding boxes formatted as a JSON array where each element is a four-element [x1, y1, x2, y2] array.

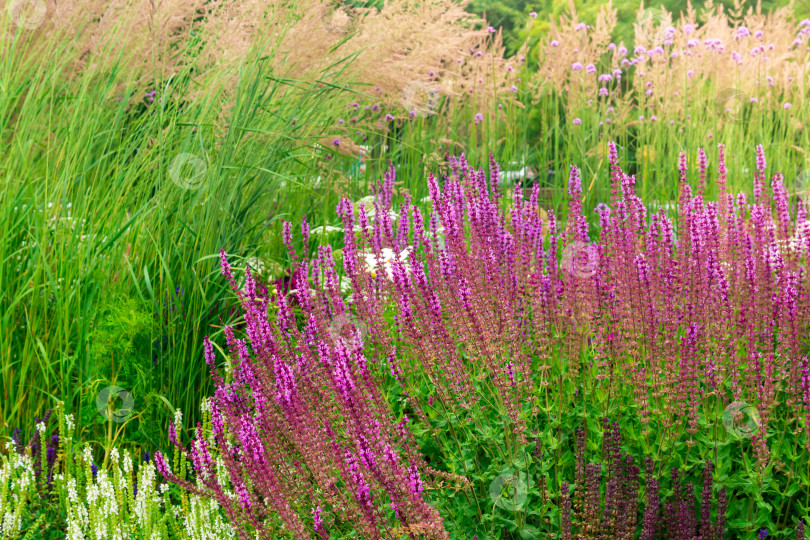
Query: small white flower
[[339, 276, 352, 294], [362, 247, 413, 281], [310, 225, 343, 236], [82, 445, 93, 464]]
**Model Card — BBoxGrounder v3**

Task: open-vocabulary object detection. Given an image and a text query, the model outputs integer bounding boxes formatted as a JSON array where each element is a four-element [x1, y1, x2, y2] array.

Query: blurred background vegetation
[[469, 0, 808, 54]]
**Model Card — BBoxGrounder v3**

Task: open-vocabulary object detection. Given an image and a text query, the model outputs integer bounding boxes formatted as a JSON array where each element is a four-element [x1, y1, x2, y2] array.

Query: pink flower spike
[[219, 249, 233, 281]]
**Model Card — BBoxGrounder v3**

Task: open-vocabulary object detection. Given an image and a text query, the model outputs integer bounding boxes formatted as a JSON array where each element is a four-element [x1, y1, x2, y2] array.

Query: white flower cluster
[[59, 444, 236, 540], [354, 195, 399, 224], [2, 406, 238, 539], [0, 449, 35, 537], [362, 246, 413, 281], [184, 496, 236, 540]]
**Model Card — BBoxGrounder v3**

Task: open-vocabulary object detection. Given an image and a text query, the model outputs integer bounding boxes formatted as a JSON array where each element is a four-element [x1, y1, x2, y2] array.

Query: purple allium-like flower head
[[572, 62, 583, 71], [474, 112, 484, 125], [735, 26, 750, 40]]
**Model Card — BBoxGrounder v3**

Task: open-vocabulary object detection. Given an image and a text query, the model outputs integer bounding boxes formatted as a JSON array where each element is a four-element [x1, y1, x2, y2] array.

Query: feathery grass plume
[[1, 0, 502, 108], [531, 0, 808, 116], [520, 0, 808, 200], [532, 1, 622, 119]]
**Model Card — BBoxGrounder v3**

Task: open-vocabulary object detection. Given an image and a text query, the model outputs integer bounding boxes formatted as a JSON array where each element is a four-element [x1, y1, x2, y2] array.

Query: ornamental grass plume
[[2, 0, 506, 113], [530, 1, 806, 124]]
